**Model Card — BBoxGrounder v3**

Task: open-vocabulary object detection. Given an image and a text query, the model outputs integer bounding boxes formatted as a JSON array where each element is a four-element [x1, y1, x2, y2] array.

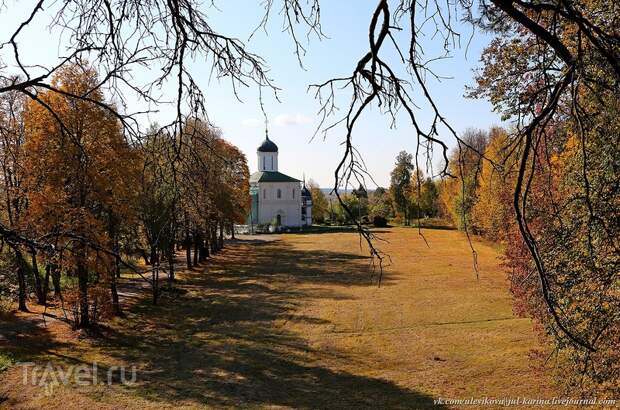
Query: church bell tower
[[257, 135, 279, 172]]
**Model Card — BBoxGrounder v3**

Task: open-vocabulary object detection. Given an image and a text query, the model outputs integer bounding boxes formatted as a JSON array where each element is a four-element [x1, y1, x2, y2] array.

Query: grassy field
[[0, 227, 553, 408]]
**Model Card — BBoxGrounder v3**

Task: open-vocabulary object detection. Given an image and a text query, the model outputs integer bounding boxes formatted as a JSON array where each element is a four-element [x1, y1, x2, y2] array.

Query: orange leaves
[[22, 63, 138, 274], [177, 119, 250, 226]]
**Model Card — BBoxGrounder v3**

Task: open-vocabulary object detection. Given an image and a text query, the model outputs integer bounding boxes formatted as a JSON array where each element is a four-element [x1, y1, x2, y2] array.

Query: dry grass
[[0, 227, 554, 409]]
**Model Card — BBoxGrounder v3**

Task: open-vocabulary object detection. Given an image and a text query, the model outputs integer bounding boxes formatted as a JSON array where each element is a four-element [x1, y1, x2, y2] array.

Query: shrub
[[0, 352, 13, 372], [373, 215, 387, 227]]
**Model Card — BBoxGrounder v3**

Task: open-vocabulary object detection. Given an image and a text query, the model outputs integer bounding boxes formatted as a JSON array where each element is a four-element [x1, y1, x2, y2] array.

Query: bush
[[373, 215, 387, 227], [0, 352, 13, 372], [0, 251, 18, 313]]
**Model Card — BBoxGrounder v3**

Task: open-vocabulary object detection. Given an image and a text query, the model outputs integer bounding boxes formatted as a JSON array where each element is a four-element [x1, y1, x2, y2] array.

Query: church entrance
[[276, 214, 281, 226]]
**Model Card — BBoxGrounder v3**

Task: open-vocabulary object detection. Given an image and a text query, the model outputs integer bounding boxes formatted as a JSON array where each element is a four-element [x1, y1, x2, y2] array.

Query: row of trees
[[466, 3, 618, 396], [441, 121, 618, 394], [439, 127, 511, 239], [0, 0, 615, 398], [307, 151, 441, 227], [388, 151, 440, 225], [0, 63, 250, 328], [301, 0, 618, 395], [315, 121, 616, 395]]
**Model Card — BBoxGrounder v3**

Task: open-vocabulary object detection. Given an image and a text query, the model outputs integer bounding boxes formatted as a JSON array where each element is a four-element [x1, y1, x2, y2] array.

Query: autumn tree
[[470, 127, 515, 241], [175, 119, 249, 268], [210, 138, 251, 242], [22, 63, 138, 327], [307, 180, 328, 224], [471, 1, 620, 394], [0, 85, 30, 311], [439, 129, 487, 230], [1, 0, 618, 392]]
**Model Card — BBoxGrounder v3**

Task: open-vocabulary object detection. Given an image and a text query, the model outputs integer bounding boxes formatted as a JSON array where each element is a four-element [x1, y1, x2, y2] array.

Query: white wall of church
[[258, 151, 278, 172], [256, 181, 302, 226]]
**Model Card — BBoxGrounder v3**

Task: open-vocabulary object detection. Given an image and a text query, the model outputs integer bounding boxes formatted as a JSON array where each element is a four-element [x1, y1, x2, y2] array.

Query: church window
[[263, 189, 266, 199], [292, 189, 295, 199], [271, 156, 274, 170], [262, 156, 265, 170], [277, 188, 282, 199]]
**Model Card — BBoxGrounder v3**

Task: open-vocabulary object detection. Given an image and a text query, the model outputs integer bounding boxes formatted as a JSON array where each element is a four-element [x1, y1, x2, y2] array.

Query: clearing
[[0, 227, 552, 408]]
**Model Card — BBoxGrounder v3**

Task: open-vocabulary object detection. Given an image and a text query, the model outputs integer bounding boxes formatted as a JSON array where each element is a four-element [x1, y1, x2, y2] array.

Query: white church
[[247, 135, 312, 227]]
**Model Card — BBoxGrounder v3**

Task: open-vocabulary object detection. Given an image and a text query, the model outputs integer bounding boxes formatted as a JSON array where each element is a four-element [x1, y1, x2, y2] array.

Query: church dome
[[301, 185, 312, 198], [257, 136, 278, 152]]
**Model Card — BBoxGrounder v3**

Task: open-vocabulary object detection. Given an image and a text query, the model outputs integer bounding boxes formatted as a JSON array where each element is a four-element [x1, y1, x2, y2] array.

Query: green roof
[[250, 171, 300, 183]]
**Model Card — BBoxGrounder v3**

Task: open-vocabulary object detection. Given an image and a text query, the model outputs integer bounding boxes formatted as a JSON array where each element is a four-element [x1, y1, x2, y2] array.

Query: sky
[[0, 0, 502, 187]]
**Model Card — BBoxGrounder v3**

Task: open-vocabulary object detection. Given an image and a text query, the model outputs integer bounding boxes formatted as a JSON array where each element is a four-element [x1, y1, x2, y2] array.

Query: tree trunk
[[193, 232, 199, 265], [111, 253, 122, 316], [152, 265, 159, 305], [230, 223, 235, 240], [76, 253, 90, 328], [51, 265, 62, 300], [218, 223, 224, 250], [151, 246, 159, 305], [209, 227, 215, 253], [43, 264, 51, 306], [108, 214, 122, 315], [116, 255, 121, 279], [167, 241, 175, 287], [185, 238, 192, 270], [184, 222, 192, 269], [140, 248, 151, 265], [30, 251, 45, 305], [15, 250, 28, 312], [199, 232, 208, 262], [211, 226, 219, 252], [110, 272, 122, 316], [184, 215, 192, 269]]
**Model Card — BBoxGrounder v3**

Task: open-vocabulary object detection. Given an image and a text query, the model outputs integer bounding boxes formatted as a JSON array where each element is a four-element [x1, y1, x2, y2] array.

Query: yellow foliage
[[22, 63, 139, 275], [471, 127, 516, 241]]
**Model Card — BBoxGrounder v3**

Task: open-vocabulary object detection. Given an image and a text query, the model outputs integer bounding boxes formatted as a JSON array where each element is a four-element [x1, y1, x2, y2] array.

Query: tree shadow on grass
[[100, 239, 443, 408], [407, 224, 455, 231], [0, 311, 66, 362], [244, 239, 390, 287]]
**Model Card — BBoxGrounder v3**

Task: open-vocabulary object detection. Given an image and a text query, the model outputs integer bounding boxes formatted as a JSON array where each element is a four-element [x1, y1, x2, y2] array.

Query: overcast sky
[[0, 0, 502, 187]]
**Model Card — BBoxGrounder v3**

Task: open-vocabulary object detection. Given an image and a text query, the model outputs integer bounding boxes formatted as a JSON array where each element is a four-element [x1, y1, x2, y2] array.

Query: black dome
[[257, 136, 278, 152], [301, 185, 311, 197]]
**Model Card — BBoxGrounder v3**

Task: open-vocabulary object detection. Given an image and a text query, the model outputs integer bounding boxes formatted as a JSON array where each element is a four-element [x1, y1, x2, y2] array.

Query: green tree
[[419, 178, 440, 218], [369, 187, 392, 219], [331, 194, 359, 225], [389, 151, 414, 225]]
